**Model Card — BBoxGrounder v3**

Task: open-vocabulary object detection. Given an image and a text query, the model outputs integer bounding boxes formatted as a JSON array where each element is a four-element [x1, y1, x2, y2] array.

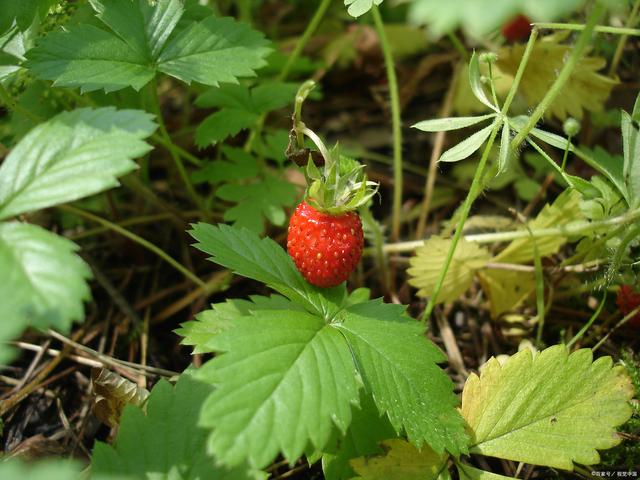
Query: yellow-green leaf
[[457, 463, 515, 480], [477, 269, 536, 319], [408, 236, 491, 303], [496, 40, 617, 120], [461, 345, 634, 470], [350, 439, 449, 480]]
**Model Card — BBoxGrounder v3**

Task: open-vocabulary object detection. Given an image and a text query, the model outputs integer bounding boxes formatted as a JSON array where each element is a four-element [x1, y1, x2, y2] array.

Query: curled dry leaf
[[91, 368, 150, 428]]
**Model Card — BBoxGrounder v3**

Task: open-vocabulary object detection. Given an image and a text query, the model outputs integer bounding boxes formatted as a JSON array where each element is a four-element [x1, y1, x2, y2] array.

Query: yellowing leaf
[[408, 237, 490, 303], [461, 345, 634, 470], [496, 41, 617, 120], [477, 269, 536, 319], [350, 439, 449, 480], [493, 189, 583, 264]]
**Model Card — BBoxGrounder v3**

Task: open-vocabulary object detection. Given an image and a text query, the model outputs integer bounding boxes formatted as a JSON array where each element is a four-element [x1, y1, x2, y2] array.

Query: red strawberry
[[288, 201, 364, 288], [616, 284, 640, 327], [501, 15, 532, 42]]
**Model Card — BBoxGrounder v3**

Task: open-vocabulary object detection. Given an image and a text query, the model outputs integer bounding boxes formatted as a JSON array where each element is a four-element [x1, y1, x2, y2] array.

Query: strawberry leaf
[[92, 374, 263, 480], [461, 345, 634, 469], [26, 2, 270, 92], [195, 310, 360, 469], [188, 223, 346, 317], [0, 459, 81, 480], [0, 107, 156, 220], [334, 300, 469, 455]]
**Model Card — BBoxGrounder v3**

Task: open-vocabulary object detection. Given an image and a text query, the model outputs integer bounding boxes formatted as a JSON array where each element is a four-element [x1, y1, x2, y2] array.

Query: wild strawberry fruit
[[501, 14, 532, 43], [616, 284, 640, 327], [287, 150, 377, 288]]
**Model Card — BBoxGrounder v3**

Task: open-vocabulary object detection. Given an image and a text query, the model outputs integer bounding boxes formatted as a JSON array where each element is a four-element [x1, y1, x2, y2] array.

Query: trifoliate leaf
[[621, 111, 640, 206], [0, 222, 91, 336], [0, 107, 156, 220], [216, 175, 297, 234], [350, 439, 449, 480], [92, 374, 262, 480], [26, 2, 270, 92], [334, 300, 468, 455], [188, 223, 345, 317], [344, 0, 383, 18], [195, 310, 360, 469], [477, 269, 536, 319], [457, 463, 515, 480], [0, 458, 81, 480], [408, 236, 491, 303], [91, 367, 150, 428], [493, 189, 582, 264], [439, 122, 496, 163], [461, 345, 634, 469], [176, 295, 302, 354], [322, 393, 396, 480], [496, 41, 617, 120]]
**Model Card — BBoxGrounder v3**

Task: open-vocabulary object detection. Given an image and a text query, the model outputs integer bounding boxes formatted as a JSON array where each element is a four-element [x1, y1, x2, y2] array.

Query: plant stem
[[566, 291, 607, 348], [533, 22, 640, 37], [592, 305, 640, 352], [511, 4, 605, 150], [372, 5, 403, 242], [149, 79, 204, 210], [608, 0, 640, 76], [420, 29, 539, 321], [152, 133, 202, 167], [59, 205, 206, 289], [382, 206, 640, 254], [294, 80, 317, 148]]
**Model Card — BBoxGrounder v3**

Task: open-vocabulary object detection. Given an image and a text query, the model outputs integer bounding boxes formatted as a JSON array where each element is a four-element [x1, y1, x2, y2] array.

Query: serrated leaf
[[412, 114, 496, 132], [0, 107, 156, 220], [0, 459, 81, 480], [192, 147, 259, 184], [439, 122, 495, 163], [350, 439, 449, 480], [26, 3, 270, 92], [344, 0, 383, 18], [493, 189, 582, 264], [468, 52, 498, 112], [322, 393, 396, 480], [91, 374, 262, 480], [188, 223, 345, 317], [461, 345, 634, 469], [195, 310, 360, 469], [477, 269, 536, 319], [195, 108, 258, 147], [216, 175, 297, 234], [496, 41, 617, 120], [457, 463, 515, 480], [0, 222, 91, 334], [334, 301, 468, 455], [621, 111, 640, 206], [408, 236, 491, 303], [176, 295, 301, 354]]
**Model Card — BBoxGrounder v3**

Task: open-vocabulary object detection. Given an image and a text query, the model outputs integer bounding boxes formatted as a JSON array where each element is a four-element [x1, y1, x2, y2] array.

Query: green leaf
[[92, 374, 263, 480], [578, 146, 628, 204], [334, 300, 468, 455], [344, 0, 384, 18], [468, 52, 498, 112], [192, 147, 259, 184], [621, 111, 640, 206], [322, 393, 396, 480], [0, 222, 91, 360], [350, 439, 450, 480], [0, 458, 81, 480], [457, 463, 515, 480], [0, 107, 156, 220], [188, 223, 345, 317], [26, 2, 270, 92], [408, 236, 491, 303], [195, 108, 258, 147], [412, 113, 496, 132], [493, 189, 583, 264], [0, 0, 57, 33], [461, 345, 634, 469], [439, 122, 495, 163], [195, 310, 360, 469], [497, 120, 510, 174], [216, 175, 297, 234], [176, 295, 301, 354]]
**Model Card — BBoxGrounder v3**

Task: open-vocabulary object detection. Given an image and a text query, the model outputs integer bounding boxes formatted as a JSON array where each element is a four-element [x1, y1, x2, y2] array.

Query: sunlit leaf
[[344, 0, 383, 18], [0, 458, 81, 480], [439, 122, 496, 163], [468, 52, 498, 112]]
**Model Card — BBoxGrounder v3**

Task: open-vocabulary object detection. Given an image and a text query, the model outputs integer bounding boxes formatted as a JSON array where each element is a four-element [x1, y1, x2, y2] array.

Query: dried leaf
[[91, 368, 150, 427]]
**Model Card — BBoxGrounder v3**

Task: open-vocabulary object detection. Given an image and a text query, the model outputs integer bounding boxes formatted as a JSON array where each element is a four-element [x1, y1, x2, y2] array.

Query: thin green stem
[[149, 79, 204, 210], [447, 32, 469, 61], [609, 0, 640, 75], [420, 28, 540, 321], [372, 5, 403, 242], [487, 62, 500, 109], [511, 4, 605, 150], [567, 291, 607, 348], [533, 22, 640, 36], [531, 231, 545, 345], [561, 135, 572, 171], [592, 304, 640, 352], [60, 205, 206, 289], [0, 83, 43, 124], [294, 80, 317, 148], [152, 133, 202, 167]]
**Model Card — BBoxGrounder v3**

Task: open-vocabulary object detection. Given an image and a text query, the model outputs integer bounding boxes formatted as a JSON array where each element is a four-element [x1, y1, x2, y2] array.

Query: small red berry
[[501, 15, 532, 43], [616, 284, 640, 327], [287, 201, 363, 288]]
